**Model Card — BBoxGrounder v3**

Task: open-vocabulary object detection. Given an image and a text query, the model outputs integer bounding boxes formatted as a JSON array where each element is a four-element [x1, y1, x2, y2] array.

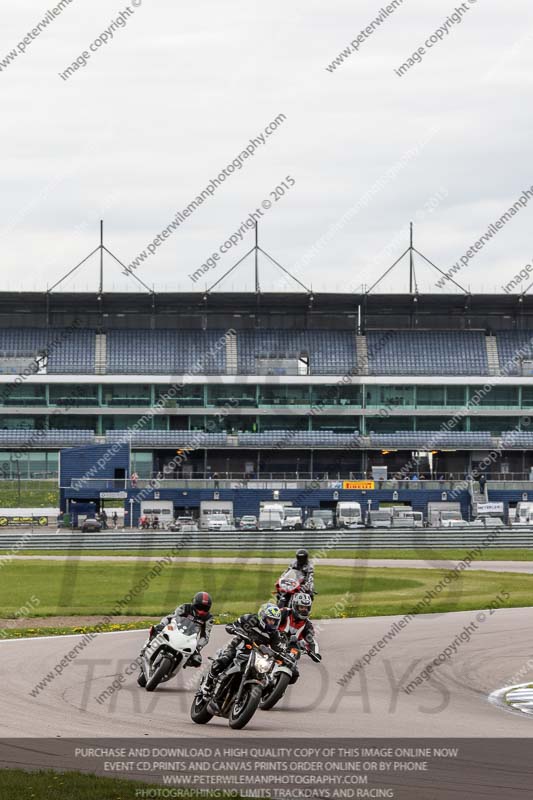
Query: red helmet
[[192, 591, 212, 619]]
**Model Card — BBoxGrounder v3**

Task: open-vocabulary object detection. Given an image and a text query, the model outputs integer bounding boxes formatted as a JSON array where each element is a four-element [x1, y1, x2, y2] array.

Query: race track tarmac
[[2, 608, 533, 738]]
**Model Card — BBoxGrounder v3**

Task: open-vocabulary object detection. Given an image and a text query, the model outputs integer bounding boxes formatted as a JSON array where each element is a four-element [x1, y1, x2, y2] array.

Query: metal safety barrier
[[0, 529, 532, 550]]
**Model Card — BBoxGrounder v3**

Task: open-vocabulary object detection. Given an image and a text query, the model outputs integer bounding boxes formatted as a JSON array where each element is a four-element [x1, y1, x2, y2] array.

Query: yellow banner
[[343, 480, 375, 490]]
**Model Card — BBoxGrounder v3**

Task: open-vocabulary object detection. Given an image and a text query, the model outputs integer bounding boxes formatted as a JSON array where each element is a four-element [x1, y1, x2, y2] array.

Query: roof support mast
[[255, 220, 260, 294], [409, 221, 414, 295], [99, 219, 104, 295]]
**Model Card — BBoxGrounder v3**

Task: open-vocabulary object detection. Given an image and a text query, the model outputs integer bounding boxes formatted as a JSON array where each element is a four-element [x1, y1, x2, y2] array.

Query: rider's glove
[[309, 651, 322, 663]]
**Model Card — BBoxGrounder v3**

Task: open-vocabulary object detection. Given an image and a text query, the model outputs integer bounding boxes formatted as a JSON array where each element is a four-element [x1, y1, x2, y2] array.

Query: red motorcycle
[[275, 568, 308, 609]]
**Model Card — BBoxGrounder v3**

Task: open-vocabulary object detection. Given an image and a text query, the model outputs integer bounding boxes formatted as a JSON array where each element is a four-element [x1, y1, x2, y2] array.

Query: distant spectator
[[212, 471, 220, 489], [411, 474, 419, 482], [56, 511, 64, 532], [112, 511, 118, 530], [479, 474, 487, 495], [131, 472, 138, 488], [100, 509, 108, 530]]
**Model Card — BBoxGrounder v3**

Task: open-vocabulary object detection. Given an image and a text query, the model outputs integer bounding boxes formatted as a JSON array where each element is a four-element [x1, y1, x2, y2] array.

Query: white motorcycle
[[138, 617, 200, 692]]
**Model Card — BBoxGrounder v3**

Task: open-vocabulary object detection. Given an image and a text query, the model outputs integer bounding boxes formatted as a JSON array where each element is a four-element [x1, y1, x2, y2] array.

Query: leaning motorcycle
[[190, 625, 281, 729], [259, 637, 301, 710], [138, 617, 200, 692]]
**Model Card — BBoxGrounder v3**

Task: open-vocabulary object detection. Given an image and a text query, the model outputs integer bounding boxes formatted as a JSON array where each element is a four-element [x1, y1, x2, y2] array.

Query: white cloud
[[0, 0, 532, 293]]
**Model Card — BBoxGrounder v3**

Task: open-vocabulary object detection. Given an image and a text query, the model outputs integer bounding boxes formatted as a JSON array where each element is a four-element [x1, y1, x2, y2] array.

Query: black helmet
[[292, 592, 312, 620], [192, 591, 212, 619], [295, 548, 309, 567]]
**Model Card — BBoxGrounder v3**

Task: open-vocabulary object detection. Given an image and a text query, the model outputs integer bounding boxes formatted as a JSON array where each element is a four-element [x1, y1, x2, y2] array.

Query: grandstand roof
[[1, 291, 533, 330]]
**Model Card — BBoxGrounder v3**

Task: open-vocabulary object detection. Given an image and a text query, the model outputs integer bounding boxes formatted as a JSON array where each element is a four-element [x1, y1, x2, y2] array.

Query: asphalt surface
[[2, 608, 533, 738], [6, 554, 533, 573]]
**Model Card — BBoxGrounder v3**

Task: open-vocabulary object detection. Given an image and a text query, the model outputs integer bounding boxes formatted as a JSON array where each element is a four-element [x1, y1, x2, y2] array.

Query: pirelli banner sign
[[343, 480, 375, 490]]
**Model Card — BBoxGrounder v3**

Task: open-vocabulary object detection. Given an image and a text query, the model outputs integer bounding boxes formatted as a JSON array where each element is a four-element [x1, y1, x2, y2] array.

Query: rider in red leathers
[[278, 592, 321, 683]]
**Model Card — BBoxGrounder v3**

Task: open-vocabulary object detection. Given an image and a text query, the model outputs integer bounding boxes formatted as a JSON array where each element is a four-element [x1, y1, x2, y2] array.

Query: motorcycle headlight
[[255, 653, 273, 674]]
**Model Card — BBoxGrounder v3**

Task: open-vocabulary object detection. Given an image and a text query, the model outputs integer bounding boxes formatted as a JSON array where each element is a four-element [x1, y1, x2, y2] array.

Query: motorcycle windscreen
[[174, 617, 200, 635]]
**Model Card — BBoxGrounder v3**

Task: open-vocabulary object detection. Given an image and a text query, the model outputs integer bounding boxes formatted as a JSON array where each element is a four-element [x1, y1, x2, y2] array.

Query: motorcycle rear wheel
[[146, 655, 173, 691], [229, 684, 262, 729], [259, 672, 291, 710]]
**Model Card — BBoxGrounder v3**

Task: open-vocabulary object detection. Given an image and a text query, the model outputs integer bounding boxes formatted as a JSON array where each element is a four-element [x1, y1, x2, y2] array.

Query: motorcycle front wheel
[[146, 655, 173, 691], [259, 672, 291, 710], [137, 670, 147, 687], [229, 684, 263, 729], [190, 692, 214, 724]]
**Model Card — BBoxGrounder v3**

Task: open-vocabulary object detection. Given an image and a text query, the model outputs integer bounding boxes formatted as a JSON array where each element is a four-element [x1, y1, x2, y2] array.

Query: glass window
[[366, 386, 414, 408], [1, 384, 46, 406], [0, 416, 43, 430], [416, 416, 465, 432], [260, 415, 307, 431], [48, 415, 97, 430], [259, 386, 288, 405], [103, 384, 151, 407], [445, 386, 466, 406], [155, 385, 203, 408], [366, 416, 414, 433], [471, 386, 519, 407], [312, 385, 361, 406], [132, 451, 153, 478], [311, 416, 360, 432], [522, 387, 533, 408], [207, 385, 256, 407], [470, 416, 520, 434], [49, 384, 99, 406], [101, 415, 144, 431], [416, 387, 445, 407]]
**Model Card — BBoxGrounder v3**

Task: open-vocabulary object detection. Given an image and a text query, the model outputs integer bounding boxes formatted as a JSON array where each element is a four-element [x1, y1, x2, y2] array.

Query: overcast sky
[[1, 0, 532, 295]]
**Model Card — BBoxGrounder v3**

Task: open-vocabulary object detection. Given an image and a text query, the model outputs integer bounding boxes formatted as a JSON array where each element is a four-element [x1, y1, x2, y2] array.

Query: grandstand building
[[2, 289, 533, 487]]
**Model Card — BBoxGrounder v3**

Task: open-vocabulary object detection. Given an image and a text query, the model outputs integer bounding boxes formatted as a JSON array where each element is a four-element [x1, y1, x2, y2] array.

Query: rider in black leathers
[[203, 603, 282, 692], [288, 548, 315, 593]]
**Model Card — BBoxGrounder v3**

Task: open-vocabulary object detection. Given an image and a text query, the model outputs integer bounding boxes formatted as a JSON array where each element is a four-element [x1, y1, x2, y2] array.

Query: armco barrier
[[0, 529, 532, 550]]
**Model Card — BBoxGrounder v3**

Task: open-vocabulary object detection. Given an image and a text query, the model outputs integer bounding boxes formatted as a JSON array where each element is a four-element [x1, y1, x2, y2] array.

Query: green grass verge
[[0, 620, 154, 639], [0, 480, 58, 507], [0, 561, 532, 623], [2, 548, 533, 560], [0, 769, 233, 800]]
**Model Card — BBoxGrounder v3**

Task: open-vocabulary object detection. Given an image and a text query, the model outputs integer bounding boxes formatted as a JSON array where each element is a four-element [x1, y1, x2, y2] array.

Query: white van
[[259, 508, 283, 531], [282, 507, 303, 530], [336, 502, 363, 528]]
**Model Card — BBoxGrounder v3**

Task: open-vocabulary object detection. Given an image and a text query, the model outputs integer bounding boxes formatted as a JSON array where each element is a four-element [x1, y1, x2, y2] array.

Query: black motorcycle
[[191, 625, 284, 730], [259, 637, 301, 710]]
